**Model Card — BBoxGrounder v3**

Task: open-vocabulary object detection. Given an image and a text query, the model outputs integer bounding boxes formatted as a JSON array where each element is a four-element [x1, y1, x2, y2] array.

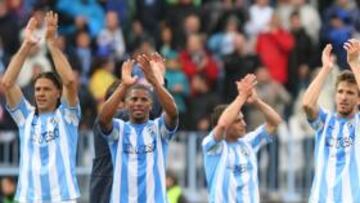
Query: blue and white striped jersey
[[202, 125, 272, 203], [7, 97, 81, 202], [308, 108, 360, 203], [100, 115, 177, 203]]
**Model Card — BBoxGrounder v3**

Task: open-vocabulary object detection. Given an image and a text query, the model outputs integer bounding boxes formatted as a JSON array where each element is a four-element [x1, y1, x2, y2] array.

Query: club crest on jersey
[[146, 124, 157, 139], [240, 147, 250, 157], [229, 163, 248, 175], [64, 109, 79, 125]]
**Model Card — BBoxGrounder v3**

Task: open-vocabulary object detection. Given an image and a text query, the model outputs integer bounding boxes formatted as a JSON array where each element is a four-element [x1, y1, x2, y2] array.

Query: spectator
[[88, 57, 117, 110], [126, 19, 152, 53], [201, 0, 247, 35], [165, 52, 190, 130], [223, 33, 260, 103], [135, 0, 165, 41], [0, 1, 20, 59], [74, 30, 93, 85], [73, 68, 97, 130], [208, 15, 240, 58], [288, 11, 315, 98], [166, 0, 200, 43], [245, 0, 273, 37], [275, 0, 293, 30], [188, 74, 220, 131], [0, 71, 16, 130], [256, 13, 295, 84], [323, 0, 354, 28], [179, 34, 219, 91], [351, 0, 360, 33], [159, 25, 177, 58], [166, 171, 188, 203], [0, 177, 16, 203], [56, 0, 105, 37], [105, 0, 132, 30], [97, 11, 126, 61], [0, 37, 6, 74], [292, 0, 322, 44], [323, 13, 353, 69], [247, 66, 291, 130]]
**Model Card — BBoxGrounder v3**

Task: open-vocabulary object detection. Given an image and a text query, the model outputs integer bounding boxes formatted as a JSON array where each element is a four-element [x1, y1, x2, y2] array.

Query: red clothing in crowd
[[256, 29, 294, 84], [179, 50, 219, 87]]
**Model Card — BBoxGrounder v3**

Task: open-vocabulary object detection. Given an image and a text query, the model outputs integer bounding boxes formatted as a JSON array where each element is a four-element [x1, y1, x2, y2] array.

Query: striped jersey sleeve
[[156, 114, 178, 141], [6, 96, 33, 129], [97, 119, 122, 141], [242, 124, 272, 152], [307, 107, 328, 130], [59, 100, 81, 127], [202, 130, 224, 155], [202, 130, 226, 199]]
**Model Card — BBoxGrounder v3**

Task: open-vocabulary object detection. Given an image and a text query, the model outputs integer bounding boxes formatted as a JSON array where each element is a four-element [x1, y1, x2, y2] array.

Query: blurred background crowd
[[0, 0, 359, 202]]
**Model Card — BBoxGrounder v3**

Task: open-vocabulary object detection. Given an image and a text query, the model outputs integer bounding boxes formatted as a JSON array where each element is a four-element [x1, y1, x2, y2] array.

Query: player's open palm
[[321, 44, 334, 69], [150, 52, 166, 84], [121, 59, 137, 86], [344, 39, 360, 69], [137, 54, 158, 85], [45, 11, 58, 44], [24, 17, 40, 46]]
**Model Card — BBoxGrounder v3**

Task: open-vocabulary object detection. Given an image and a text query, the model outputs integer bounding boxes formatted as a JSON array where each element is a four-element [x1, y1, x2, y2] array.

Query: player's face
[[34, 78, 61, 113], [227, 112, 247, 139], [335, 81, 359, 117], [125, 89, 152, 123]]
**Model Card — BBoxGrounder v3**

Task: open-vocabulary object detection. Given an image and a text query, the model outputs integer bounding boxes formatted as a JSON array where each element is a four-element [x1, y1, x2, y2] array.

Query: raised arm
[[137, 54, 178, 129], [247, 89, 282, 134], [98, 60, 136, 132], [344, 39, 360, 89], [0, 17, 39, 108], [212, 74, 255, 141], [45, 11, 77, 107], [302, 44, 333, 120]]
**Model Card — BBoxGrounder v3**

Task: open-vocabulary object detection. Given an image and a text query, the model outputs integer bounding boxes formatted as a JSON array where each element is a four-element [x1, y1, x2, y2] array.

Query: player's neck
[[225, 134, 239, 143], [130, 117, 149, 124], [36, 106, 56, 115], [336, 110, 357, 120]]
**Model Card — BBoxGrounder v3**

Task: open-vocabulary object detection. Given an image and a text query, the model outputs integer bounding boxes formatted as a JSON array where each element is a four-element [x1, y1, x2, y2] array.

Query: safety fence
[[0, 126, 314, 203]]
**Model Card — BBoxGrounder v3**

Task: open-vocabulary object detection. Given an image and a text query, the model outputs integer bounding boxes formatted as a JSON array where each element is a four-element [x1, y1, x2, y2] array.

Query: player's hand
[[344, 39, 360, 69], [23, 17, 40, 47], [45, 11, 58, 45], [236, 74, 257, 99], [321, 44, 334, 70], [149, 52, 166, 85], [137, 54, 158, 85], [246, 89, 259, 104], [121, 59, 137, 87]]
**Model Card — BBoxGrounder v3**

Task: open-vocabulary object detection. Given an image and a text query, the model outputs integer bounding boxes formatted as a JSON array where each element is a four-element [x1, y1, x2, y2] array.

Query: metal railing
[[0, 126, 315, 203]]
